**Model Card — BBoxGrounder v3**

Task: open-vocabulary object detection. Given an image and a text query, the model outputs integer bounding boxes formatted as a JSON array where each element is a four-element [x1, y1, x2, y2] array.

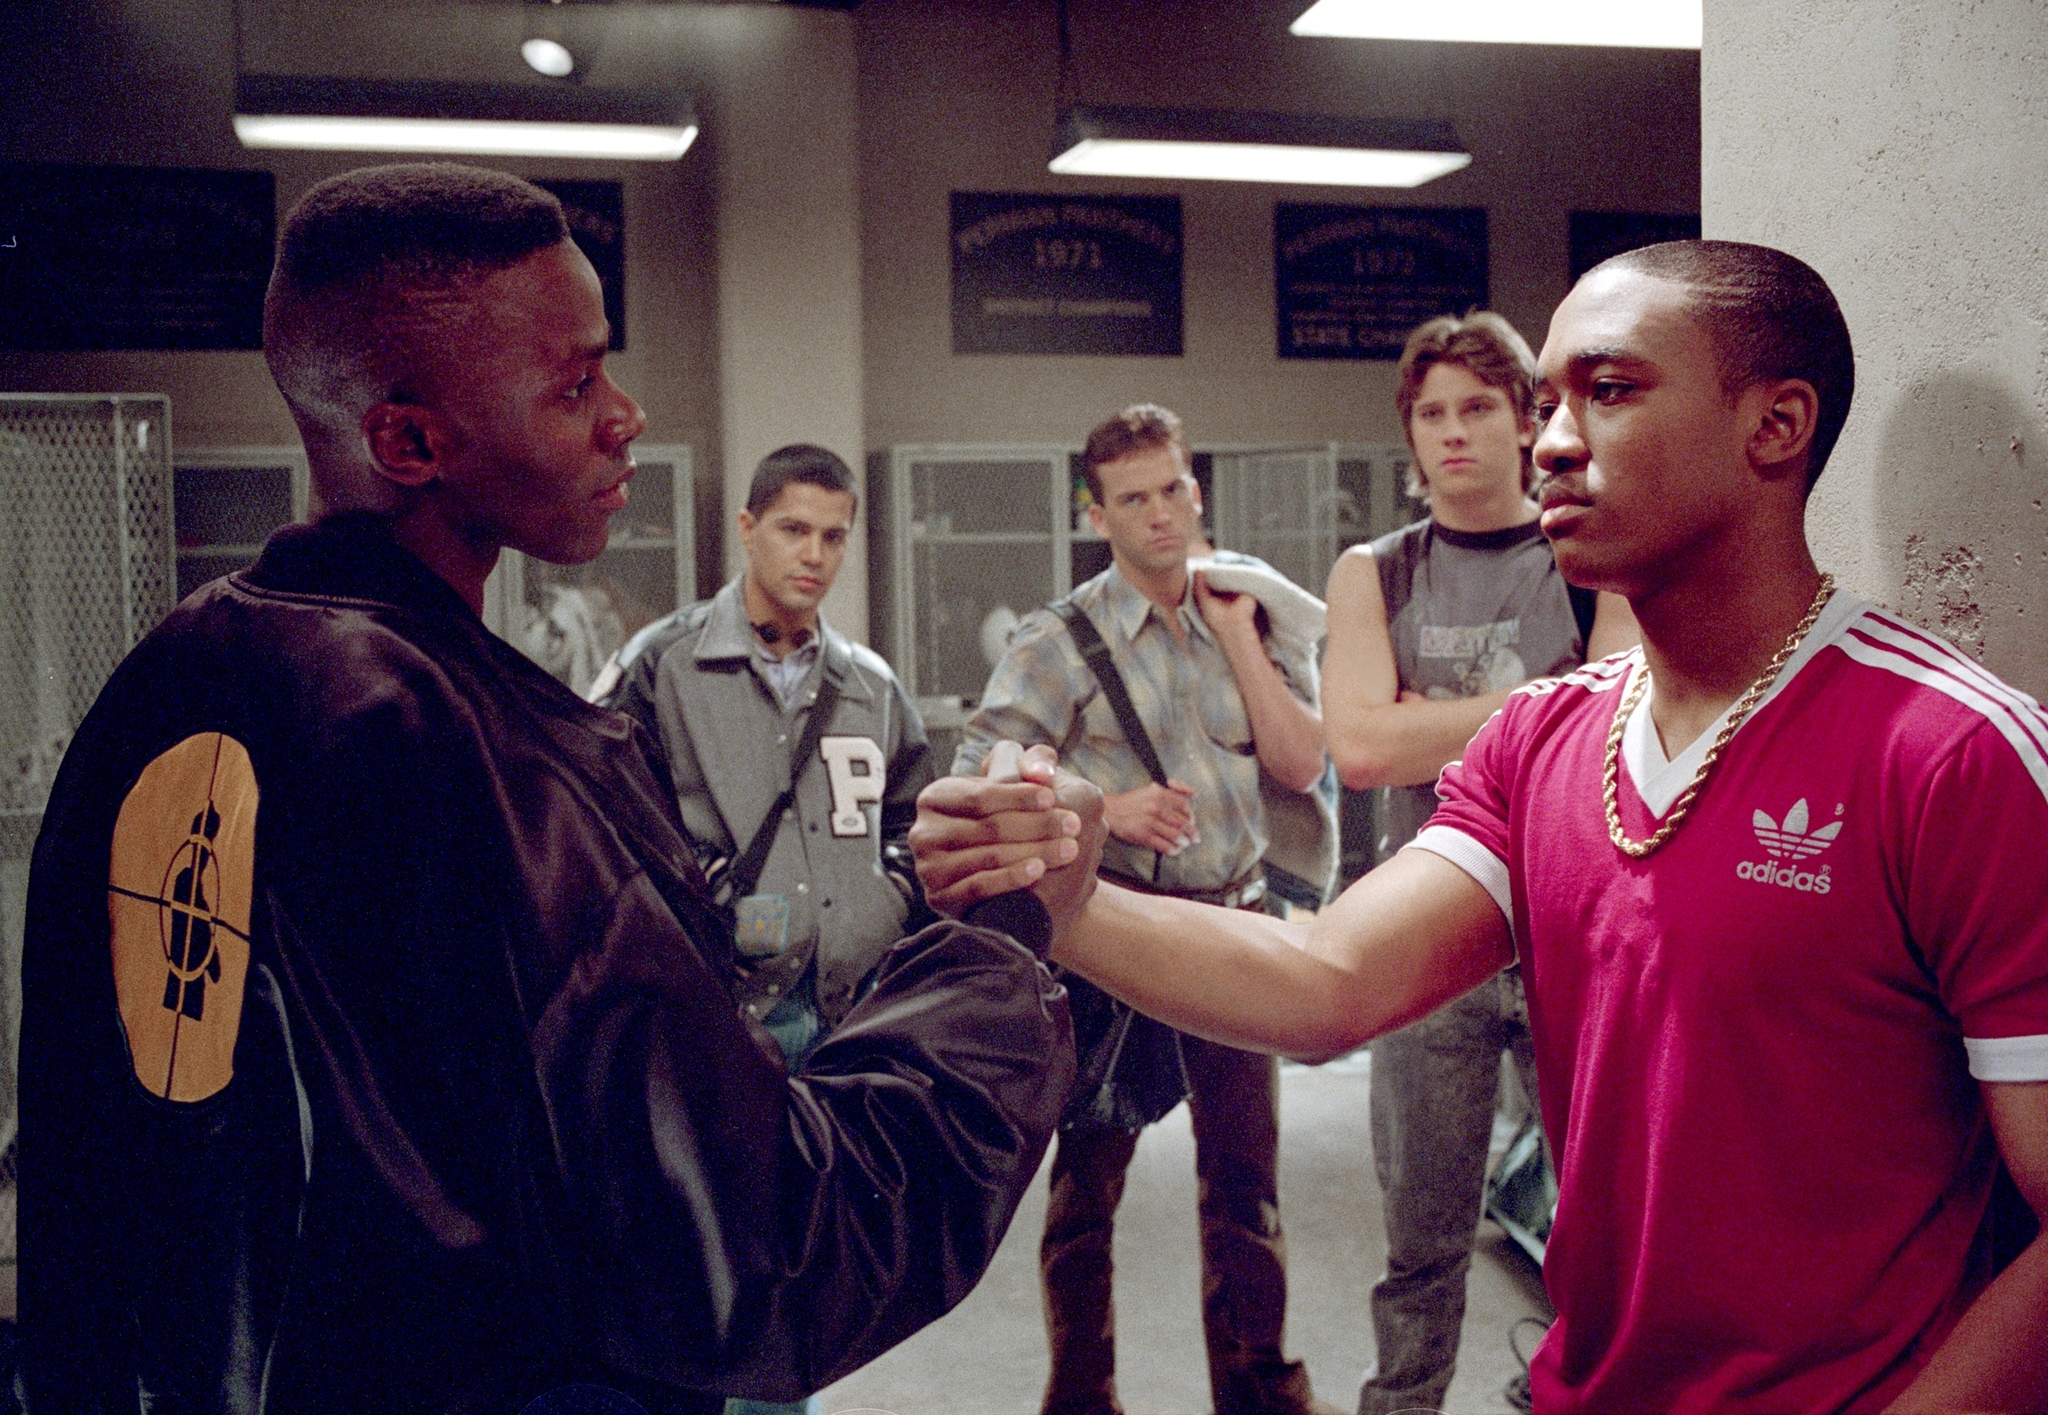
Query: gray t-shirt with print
[[1371, 517, 1588, 856]]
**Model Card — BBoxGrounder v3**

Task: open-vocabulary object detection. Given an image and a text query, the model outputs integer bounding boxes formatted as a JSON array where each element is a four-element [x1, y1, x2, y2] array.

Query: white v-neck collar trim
[[1622, 590, 1864, 818]]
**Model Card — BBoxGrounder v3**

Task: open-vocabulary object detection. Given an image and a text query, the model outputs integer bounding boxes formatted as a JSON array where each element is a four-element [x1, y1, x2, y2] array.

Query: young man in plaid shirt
[[957, 404, 1338, 1415]]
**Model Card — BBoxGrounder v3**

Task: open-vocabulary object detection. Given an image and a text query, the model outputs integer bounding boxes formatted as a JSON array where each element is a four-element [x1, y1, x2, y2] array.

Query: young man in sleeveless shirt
[[1322, 313, 1634, 1414]]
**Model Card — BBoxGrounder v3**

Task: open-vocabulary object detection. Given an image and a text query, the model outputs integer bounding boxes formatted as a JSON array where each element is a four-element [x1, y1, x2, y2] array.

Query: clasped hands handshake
[[909, 742, 1108, 939]]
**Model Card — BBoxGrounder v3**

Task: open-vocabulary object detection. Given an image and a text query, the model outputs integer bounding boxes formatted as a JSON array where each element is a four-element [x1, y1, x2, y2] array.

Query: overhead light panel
[[1290, 0, 1702, 49], [233, 76, 697, 161], [1050, 106, 1469, 188]]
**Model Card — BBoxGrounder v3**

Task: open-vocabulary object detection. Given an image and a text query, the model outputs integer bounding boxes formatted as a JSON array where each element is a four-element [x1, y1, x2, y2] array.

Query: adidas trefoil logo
[[1752, 799, 1841, 860], [1735, 797, 1842, 893]]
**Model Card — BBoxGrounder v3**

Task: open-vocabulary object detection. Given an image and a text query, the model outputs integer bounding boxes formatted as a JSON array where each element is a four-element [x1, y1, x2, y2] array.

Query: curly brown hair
[[1394, 311, 1539, 499]]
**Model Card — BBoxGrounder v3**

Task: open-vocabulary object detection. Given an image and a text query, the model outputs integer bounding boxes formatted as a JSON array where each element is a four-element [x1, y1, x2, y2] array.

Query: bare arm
[[1885, 1079, 2048, 1413], [1586, 590, 1641, 659], [1193, 573, 1325, 792], [913, 748, 1514, 1059], [1049, 849, 1512, 1063], [1321, 546, 1510, 791]]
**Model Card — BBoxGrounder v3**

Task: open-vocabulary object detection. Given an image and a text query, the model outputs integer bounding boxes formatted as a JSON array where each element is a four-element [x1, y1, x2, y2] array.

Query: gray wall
[[0, 0, 735, 604], [2, 0, 1703, 628], [1704, 0, 2048, 699], [0, 0, 724, 460], [857, 0, 1702, 453]]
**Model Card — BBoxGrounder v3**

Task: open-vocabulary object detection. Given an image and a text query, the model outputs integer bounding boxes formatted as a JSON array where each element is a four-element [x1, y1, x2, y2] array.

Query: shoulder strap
[[1055, 600, 1169, 788], [1374, 519, 1432, 624], [722, 669, 843, 905], [1567, 583, 1599, 650]]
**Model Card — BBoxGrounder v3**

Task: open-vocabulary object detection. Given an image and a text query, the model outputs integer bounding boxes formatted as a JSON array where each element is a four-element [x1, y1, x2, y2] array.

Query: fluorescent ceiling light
[[233, 76, 697, 162], [234, 116, 696, 160], [1053, 139, 1469, 188], [1050, 107, 1469, 189], [1290, 0, 1702, 48]]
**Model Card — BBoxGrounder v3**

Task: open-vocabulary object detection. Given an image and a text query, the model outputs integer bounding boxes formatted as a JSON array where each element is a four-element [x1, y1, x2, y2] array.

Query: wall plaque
[[0, 164, 274, 351], [951, 192, 1182, 356], [1275, 204, 1488, 361], [1569, 211, 1702, 282], [533, 178, 626, 352]]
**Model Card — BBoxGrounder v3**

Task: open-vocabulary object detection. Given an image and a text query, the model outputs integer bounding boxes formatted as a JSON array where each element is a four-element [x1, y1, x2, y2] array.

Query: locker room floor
[[821, 1050, 1554, 1415]]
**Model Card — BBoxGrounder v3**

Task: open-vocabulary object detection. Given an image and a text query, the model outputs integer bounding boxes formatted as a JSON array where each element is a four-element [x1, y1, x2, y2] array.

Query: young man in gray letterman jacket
[[593, 444, 931, 1069]]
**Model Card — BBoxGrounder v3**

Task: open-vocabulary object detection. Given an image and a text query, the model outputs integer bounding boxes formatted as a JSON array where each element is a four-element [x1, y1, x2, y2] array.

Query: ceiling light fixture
[[520, 0, 590, 83], [1290, 0, 1702, 49], [1045, 1, 1466, 189], [233, 76, 697, 161], [1050, 106, 1470, 188], [521, 37, 577, 79]]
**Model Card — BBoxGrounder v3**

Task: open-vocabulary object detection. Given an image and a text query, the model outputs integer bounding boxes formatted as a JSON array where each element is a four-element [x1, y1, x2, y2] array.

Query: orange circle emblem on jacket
[[107, 732, 259, 1102]]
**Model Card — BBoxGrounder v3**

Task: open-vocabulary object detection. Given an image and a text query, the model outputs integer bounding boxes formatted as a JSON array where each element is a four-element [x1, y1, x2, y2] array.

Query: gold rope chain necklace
[[1603, 574, 1835, 858]]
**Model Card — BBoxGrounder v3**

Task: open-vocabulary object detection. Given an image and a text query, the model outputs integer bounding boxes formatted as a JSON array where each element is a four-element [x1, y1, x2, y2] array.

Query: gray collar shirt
[[752, 632, 821, 711]]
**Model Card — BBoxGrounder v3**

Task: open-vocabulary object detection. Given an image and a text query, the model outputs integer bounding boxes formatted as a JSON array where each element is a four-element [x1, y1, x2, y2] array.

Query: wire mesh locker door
[[172, 447, 308, 602], [1, 393, 175, 1240], [490, 445, 694, 698], [1335, 442, 1429, 550], [1206, 445, 1339, 598], [889, 448, 1070, 709]]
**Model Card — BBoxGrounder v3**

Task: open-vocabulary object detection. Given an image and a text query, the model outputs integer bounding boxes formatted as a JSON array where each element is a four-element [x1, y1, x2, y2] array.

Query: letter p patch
[[820, 736, 887, 836]]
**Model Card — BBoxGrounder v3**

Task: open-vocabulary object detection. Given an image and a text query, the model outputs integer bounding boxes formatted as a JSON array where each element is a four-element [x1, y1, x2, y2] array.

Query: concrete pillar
[[705, 8, 869, 641], [1702, 0, 2048, 699]]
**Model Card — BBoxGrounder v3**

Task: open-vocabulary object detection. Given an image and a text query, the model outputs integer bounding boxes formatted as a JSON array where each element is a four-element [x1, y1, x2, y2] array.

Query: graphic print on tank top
[[1374, 518, 1585, 854]]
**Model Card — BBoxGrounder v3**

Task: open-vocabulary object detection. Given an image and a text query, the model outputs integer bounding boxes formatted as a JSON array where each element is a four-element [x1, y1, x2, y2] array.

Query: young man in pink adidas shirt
[[913, 241, 2048, 1413]]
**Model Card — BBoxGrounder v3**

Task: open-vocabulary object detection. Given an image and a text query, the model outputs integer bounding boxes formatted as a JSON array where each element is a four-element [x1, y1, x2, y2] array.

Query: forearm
[[1885, 1230, 2048, 1413], [1053, 884, 1355, 1059], [1216, 631, 1325, 791], [1890, 1079, 2048, 1412], [1328, 690, 1511, 790], [1051, 849, 1512, 1062], [763, 915, 1072, 1392]]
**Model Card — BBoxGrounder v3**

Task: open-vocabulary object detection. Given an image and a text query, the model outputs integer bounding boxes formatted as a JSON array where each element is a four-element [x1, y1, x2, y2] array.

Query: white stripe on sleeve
[[1964, 1034, 2048, 1083], [1839, 617, 2048, 799], [1405, 826, 1513, 936]]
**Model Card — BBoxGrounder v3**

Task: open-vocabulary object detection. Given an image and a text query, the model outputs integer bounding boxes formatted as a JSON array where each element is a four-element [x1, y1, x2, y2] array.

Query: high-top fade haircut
[[1395, 311, 1539, 499], [263, 163, 569, 511], [1591, 239, 1855, 490], [1079, 403, 1189, 503], [747, 443, 858, 516]]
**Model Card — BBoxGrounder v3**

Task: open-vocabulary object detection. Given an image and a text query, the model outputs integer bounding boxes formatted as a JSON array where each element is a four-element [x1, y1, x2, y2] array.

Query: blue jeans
[[759, 972, 826, 1069], [1358, 969, 1541, 1415], [724, 973, 826, 1415]]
